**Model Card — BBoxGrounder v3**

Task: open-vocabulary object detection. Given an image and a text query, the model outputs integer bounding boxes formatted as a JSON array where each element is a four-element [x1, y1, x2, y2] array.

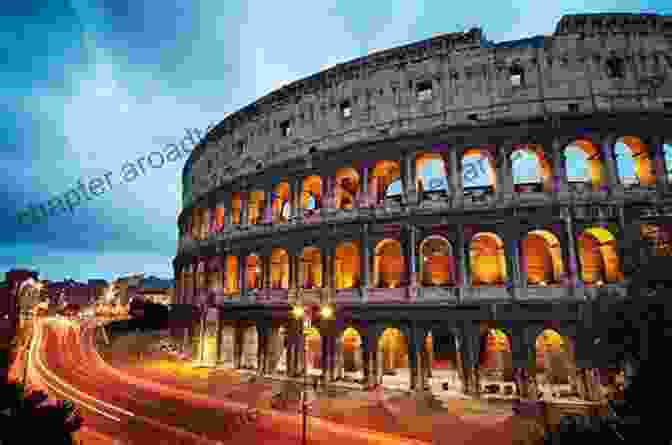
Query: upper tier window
[[606, 56, 625, 79], [509, 65, 524, 87], [340, 100, 352, 118], [280, 120, 292, 137], [236, 140, 247, 155], [416, 81, 433, 102]]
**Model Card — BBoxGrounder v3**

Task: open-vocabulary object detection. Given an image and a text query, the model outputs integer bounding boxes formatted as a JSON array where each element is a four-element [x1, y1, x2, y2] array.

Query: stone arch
[[370, 160, 401, 203], [415, 152, 448, 195], [424, 326, 462, 393], [241, 324, 259, 370], [378, 327, 409, 389], [335, 241, 361, 288], [419, 235, 455, 286], [374, 239, 405, 288], [477, 325, 514, 396], [578, 227, 623, 284], [270, 248, 289, 289], [564, 139, 605, 189], [272, 182, 291, 222], [533, 328, 576, 398], [341, 326, 364, 378], [640, 223, 672, 257], [247, 190, 266, 225], [523, 230, 564, 285], [231, 192, 242, 225], [335, 167, 360, 209], [302, 175, 322, 210], [213, 205, 225, 232], [614, 136, 654, 187], [304, 324, 322, 375], [300, 246, 322, 288], [470, 232, 508, 285], [510, 144, 552, 192], [462, 147, 497, 191], [245, 253, 263, 289]]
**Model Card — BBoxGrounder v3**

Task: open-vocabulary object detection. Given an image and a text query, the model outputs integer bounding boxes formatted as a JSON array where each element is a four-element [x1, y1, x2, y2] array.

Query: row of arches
[[178, 226, 623, 300], [200, 322, 611, 401], [183, 137, 672, 239]]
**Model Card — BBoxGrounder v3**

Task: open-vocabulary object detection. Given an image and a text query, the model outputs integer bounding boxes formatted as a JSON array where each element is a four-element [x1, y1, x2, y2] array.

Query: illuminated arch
[[231, 192, 242, 225], [335, 167, 360, 209], [523, 230, 564, 284], [374, 239, 405, 288], [419, 235, 455, 286], [300, 247, 322, 288], [247, 190, 266, 225], [341, 327, 363, 373], [614, 136, 654, 186], [578, 227, 623, 284], [213, 206, 225, 232], [272, 182, 290, 222], [371, 160, 401, 203], [335, 241, 361, 288], [462, 148, 497, 190], [245, 253, 263, 289], [304, 325, 322, 372], [511, 144, 552, 192], [270, 248, 289, 289], [470, 232, 508, 285], [378, 328, 409, 373], [534, 329, 572, 387], [302, 176, 322, 210], [564, 139, 605, 189], [416, 153, 448, 194], [224, 256, 239, 294], [479, 327, 513, 382]]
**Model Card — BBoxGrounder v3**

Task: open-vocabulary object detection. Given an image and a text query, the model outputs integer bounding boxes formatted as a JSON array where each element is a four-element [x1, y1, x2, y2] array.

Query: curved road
[[29, 318, 430, 445]]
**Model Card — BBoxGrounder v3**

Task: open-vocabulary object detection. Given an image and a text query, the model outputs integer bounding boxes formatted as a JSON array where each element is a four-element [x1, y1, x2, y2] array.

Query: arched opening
[[416, 153, 448, 199], [419, 236, 455, 286], [522, 230, 564, 285], [245, 254, 263, 289], [478, 326, 515, 396], [272, 182, 291, 223], [426, 329, 462, 394], [304, 325, 322, 376], [196, 260, 206, 303], [470, 232, 507, 286], [578, 227, 623, 284], [534, 329, 574, 399], [231, 192, 242, 225], [614, 136, 654, 187], [374, 239, 405, 288], [208, 258, 223, 296], [300, 247, 322, 288], [462, 148, 497, 197], [224, 256, 239, 294], [269, 325, 288, 375], [213, 206, 225, 232], [640, 224, 672, 257], [335, 167, 360, 210], [247, 190, 266, 225], [335, 241, 361, 288], [511, 144, 552, 193], [564, 139, 605, 191], [241, 325, 258, 370], [302, 176, 322, 213], [370, 160, 402, 204], [341, 327, 363, 382], [378, 328, 409, 390], [220, 325, 235, 368], [270, 248, 289, 289], [664, 142, 672, 183]]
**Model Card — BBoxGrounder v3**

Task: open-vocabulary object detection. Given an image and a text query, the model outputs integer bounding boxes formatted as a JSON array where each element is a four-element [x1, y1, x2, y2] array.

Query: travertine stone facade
[[174, 13, 672, 400]]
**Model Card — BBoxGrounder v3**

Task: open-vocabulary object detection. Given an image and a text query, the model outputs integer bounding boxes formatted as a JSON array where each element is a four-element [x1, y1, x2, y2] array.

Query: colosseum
[[173, 13, 672, 402]]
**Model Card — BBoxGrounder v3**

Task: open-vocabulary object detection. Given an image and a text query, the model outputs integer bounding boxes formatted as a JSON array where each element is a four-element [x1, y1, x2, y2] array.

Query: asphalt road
[[29, 318, 430, 445]]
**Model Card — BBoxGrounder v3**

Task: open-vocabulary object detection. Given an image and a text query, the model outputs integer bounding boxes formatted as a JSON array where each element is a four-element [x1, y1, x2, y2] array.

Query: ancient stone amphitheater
[[173, 13, 672, 402]]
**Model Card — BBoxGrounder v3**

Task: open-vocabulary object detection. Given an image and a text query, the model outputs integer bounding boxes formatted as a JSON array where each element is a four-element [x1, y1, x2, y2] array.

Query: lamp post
[[290, 303, 334, 445]]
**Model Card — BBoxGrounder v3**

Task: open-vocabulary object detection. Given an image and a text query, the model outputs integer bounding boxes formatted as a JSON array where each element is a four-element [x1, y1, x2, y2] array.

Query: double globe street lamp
[[290, 303, 333, 445]]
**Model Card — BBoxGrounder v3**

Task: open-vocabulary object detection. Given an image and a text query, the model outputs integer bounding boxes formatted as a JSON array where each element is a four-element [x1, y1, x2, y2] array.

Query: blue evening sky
[[2, 1, 670, 282]]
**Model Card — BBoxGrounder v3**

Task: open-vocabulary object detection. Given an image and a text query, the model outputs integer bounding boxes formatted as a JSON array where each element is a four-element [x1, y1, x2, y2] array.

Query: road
[[29, 318, 430, 445]]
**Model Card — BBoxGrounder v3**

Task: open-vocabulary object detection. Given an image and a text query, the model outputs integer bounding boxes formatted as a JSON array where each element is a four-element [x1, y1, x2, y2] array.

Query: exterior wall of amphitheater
[[173, 14, 672, 400]]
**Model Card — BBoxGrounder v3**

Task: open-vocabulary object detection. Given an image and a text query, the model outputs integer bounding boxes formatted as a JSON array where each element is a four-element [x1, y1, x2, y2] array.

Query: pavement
[[97, 330, 527, 444]]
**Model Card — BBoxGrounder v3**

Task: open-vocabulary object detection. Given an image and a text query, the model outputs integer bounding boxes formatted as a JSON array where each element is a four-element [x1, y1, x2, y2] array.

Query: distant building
[[87, 279, 109, 303], [0, 269, 39, 353], [112, 273, 144, 305], [46, 279, 93, 306], [137, 276, 174, 305]]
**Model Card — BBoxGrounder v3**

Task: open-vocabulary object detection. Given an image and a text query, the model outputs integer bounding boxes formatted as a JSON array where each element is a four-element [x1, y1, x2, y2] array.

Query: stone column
[[361, 224, 371, 302], [601, 135, 621, 195], [320, 173, 329, 213], [359, 162, 370, 207], [448, 148, 462, 206], [456, 224, 469, 293], [404, 151, 418, 205], [407, 224, 418, 300], [365, 334, 378, 387], [264, 189, 273, 224], [215, 311, 223, 363], [552, 138, 570, 198], [564, 209, 584, 291], [497, 144, 514, 201], [240, 190, 249, 226], [650, 136, 668, 193], [224, 192, 232, 226], [238, 254, 247, 300]]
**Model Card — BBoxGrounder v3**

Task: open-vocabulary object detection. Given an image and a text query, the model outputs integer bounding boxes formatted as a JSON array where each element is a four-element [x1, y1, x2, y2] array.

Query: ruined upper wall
[[183, 13, 672, 207]]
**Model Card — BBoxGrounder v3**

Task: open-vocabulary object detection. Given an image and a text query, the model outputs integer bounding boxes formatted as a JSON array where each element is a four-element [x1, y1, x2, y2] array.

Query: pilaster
[[403, 151, 418, 205], [601, 134, 622, 195], [360, 224, 371, 302], [551, 138, 570, 199], [448, 148, 462, 206]]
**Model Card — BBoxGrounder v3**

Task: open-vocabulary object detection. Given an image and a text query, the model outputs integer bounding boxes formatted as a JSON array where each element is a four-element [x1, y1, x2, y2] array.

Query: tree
[[0, 381, 84, 444]]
